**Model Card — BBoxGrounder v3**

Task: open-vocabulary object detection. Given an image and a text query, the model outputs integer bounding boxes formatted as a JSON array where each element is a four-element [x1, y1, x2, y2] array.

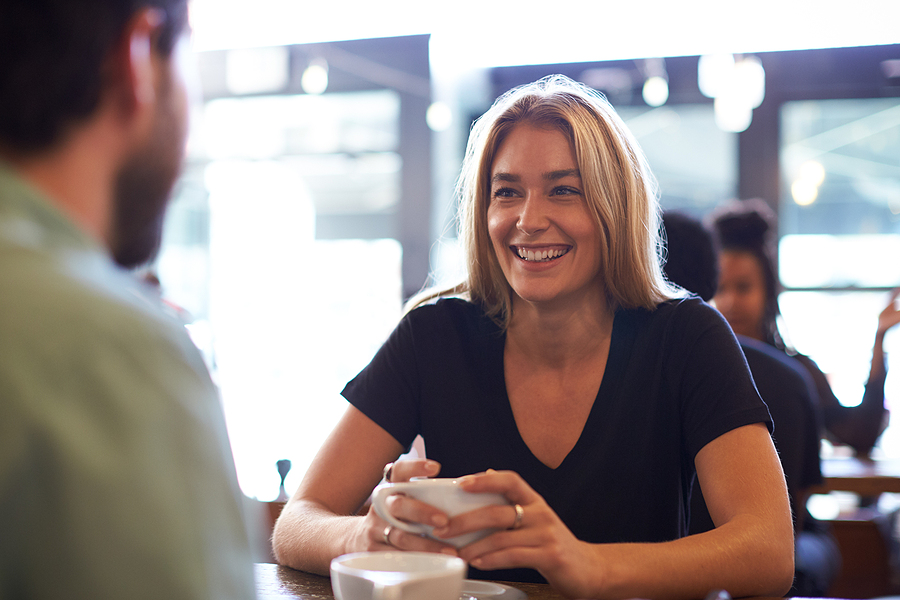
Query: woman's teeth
[[516, 247, 568, 262]]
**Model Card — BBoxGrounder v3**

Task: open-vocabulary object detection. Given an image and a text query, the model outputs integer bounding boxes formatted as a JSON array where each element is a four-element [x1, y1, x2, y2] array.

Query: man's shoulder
[[0, 247, 200, 378]]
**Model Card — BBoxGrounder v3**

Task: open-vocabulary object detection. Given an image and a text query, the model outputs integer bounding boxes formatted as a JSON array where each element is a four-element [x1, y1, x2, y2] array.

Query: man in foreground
[[0, 1, 255, 597]]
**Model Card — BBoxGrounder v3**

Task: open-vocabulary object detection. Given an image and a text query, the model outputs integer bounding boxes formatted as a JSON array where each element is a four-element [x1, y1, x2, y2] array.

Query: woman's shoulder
[[627, 295, 722, 325], [403, 297, 498, 333], [617, 296, 731, 351]]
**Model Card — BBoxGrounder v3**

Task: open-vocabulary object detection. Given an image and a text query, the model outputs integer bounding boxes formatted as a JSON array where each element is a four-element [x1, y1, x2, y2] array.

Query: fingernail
[[432, 514, 448, 527], [432, 526, 448, 537], [441, 548, 458, 556], [425, 460, 440, 473], [471, 558, 483, 568]]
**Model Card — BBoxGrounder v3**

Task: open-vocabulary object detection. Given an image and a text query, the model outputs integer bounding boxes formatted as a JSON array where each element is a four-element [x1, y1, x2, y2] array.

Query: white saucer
[[460, 579, 527, 600]]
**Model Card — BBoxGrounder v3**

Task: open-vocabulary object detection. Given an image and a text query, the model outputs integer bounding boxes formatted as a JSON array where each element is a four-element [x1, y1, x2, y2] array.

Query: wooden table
[[253, 563, 811, 600], [811, 456, 900, 496], [254, 562, 567, 600]]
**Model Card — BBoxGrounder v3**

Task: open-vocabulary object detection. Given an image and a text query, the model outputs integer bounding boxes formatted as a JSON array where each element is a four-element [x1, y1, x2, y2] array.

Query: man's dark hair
[[0, 0, 188, 153], [661, 210, 719, 302]]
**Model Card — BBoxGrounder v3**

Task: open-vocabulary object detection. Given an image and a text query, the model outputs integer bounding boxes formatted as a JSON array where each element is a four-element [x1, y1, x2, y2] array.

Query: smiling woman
[[487, 125, 602, 311], [272, 75, 794, 600]]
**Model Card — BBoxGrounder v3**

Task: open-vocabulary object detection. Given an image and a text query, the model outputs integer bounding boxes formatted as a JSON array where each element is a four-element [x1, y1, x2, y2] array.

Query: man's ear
[[111, 8, 165, 119]]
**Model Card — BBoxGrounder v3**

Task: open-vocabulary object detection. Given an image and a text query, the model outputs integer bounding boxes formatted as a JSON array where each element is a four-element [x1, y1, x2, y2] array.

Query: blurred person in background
[[663, 210, 840, 596], [710, 199, 899, 457], [0, 0, 254, 597]]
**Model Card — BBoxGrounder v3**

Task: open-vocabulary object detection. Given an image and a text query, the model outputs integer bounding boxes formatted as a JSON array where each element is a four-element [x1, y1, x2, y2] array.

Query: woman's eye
[[551, 186, 581, 196], [492, 187, 517, 198]]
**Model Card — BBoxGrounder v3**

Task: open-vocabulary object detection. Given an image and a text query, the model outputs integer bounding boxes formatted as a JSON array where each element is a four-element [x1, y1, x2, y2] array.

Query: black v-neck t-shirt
[[342, 297, 771, 583]]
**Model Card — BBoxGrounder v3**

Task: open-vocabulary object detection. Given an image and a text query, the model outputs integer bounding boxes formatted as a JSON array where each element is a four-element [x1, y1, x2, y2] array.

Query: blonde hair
[[409, 75, 681, 327]]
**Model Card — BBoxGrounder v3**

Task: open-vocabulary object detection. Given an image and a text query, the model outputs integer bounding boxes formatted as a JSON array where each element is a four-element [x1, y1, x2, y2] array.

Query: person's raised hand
[[877, 288, 900, 338]]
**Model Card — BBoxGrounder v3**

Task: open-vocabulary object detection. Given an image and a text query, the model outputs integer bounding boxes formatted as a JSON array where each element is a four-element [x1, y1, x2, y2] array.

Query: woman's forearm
[[272, 499, 363, 575], [590, 515, 794, 600]]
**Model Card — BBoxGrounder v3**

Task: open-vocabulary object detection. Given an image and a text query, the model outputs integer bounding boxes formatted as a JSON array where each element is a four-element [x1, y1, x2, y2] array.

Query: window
[[778, 97, 900, 455], [617, 104, 737, 214], [156, 90, 405, 499]]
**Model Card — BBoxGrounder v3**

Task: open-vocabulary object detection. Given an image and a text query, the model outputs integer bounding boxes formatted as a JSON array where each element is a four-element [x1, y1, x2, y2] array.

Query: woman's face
[[486, 124, 603, 310], [713, 250, 768, 340]]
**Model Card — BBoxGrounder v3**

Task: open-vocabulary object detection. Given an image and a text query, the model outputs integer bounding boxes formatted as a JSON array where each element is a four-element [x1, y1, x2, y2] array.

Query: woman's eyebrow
[[491, 172, 520, 183], [491, 170, 580, 184], [545, 169, 580, 181]]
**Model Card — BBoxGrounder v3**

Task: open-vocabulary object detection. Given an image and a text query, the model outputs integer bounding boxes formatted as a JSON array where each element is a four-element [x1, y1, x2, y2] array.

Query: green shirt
[[0, 162, 255, 599]]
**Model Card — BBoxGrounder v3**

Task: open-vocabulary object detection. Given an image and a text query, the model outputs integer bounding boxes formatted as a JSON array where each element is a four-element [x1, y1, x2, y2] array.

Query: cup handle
[[371, 484, 432, 536]]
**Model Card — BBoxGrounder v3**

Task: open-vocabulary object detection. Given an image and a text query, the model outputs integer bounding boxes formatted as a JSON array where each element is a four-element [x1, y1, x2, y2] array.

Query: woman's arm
[[807, 289, 898, 455], [271, 405, 457, 574], [444, 424, 794, 600]]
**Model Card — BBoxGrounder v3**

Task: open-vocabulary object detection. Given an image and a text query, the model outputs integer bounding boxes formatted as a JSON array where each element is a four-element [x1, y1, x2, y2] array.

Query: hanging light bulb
[[791, 179, 819, 206], [301, 58, 328, 95], [698, 53, 735, 99], [642, 76, 669, 107], [733, 55, 765, 109], [702, 54, 765, 133], [714, 95, 752, 133], [426, 101, 453, 132]]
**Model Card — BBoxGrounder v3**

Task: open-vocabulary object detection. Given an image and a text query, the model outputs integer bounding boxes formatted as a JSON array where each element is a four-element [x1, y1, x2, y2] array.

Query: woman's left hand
[[432, 469, 599, 599], [877, 287, 900, 337]]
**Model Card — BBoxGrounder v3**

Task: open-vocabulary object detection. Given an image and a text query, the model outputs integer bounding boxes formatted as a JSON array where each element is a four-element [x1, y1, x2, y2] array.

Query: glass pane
[[618, 104, 737, 215], [778, 98, 900, 456], [780, 233, 900, 288], [779, 98, 900, 287], [779, 291, 899, 455], [153, 89, 405, 499]]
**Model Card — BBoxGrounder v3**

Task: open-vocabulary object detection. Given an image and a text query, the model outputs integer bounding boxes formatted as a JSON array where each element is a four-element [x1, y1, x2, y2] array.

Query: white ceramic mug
[[371, 478, 508, 548], [331, 551, 466, 600]]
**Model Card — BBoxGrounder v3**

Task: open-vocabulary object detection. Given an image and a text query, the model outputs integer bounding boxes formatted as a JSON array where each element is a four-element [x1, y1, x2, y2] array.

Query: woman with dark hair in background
[[710, 199, 898, 457]]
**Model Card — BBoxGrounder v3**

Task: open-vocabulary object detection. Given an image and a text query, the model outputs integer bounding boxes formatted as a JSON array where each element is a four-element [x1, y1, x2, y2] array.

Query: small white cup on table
[[331, 551, 466, 600]]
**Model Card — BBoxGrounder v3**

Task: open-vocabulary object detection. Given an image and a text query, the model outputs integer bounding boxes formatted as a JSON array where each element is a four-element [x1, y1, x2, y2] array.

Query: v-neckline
[[495, 310, 627, 472]]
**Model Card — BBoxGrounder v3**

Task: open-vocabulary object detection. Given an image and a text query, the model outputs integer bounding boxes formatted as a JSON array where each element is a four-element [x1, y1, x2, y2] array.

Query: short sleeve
[[341, 309, 423, 450], [667, 300, 773, 460]]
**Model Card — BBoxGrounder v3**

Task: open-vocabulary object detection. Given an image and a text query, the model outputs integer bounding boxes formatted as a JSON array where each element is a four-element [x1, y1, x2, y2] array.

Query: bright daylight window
[[154, 90, 404, 500], [778, 97, 900, 456], [617, 104, 737, 216]]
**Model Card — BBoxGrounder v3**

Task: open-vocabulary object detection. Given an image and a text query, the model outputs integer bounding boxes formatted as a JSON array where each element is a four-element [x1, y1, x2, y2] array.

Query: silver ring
[[382, 462, 395, 483], [510, 504, 524, 530], [383, 525, 394, 546]]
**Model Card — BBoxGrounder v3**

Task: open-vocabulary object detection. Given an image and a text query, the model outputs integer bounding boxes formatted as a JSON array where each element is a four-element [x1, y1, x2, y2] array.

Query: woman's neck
[[505, 295, 615, 368]]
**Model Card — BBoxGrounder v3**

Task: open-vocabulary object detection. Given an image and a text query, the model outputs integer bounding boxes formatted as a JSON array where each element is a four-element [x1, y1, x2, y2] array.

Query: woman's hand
[[272, 408, 459, 574], [877, 288, 900, 337], [357, 459, 459, 555], [435, 469, 600, 599]]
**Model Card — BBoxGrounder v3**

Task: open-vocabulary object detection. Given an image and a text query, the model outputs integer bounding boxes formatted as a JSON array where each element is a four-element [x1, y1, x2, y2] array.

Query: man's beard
[[110, 75, 186, 269]]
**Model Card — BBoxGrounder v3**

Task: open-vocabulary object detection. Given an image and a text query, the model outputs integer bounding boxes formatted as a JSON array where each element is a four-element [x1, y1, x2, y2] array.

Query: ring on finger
[[383, 525, 394, 547], [509, 504, 524, 530], [382, 462, 395, 483]]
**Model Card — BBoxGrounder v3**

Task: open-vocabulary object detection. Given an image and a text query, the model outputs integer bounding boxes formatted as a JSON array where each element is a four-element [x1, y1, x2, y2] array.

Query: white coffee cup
[[371, 478, 509, 548], [331, 551, 466, 600]]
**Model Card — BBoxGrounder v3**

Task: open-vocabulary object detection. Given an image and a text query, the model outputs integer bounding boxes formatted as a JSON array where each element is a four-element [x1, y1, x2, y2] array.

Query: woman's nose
[[516, 196, 549, 235]]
